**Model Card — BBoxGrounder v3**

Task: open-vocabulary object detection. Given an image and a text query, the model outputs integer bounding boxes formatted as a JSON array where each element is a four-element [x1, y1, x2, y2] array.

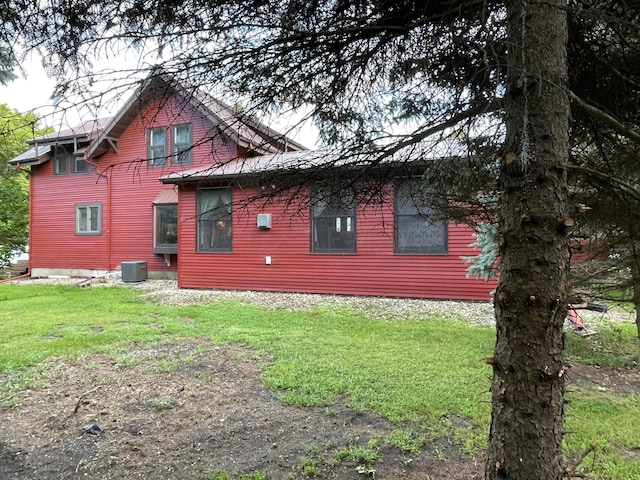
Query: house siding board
[[102, 95, 236, 272], [177, 186, 495, 300], [28, 93, 236, 275], [29, 162, 110, 270]]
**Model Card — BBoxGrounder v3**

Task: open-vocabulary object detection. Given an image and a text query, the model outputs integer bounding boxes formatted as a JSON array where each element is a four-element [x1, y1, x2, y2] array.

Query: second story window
[[53, 146, 69, 175], [148, 127, 167, 167], [72, 154, 88, 174], [148, 124, 193, 167], [172, 124, 192, 165]]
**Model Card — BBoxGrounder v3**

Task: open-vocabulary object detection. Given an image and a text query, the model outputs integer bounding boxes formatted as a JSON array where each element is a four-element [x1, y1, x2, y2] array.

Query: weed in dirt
[[385, 428, 425, 456], [290, 443, 325, 478], [334, 437, 380, 468], [0, 363, 50, 405], [151, 396, 180, 410]]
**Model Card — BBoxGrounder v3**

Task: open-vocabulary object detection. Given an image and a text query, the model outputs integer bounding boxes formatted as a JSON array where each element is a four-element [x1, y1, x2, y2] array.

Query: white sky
[[0, 55, 318, 148]]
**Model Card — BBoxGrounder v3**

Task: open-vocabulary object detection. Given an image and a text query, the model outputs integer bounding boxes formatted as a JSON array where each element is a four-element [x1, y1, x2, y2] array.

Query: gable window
[[311, 187, 355, 253], [148, 127, 167, 167], [75, 203, 102, 235], [171, 124, 192, 165], [72, 154, 88, 174], [395, 179, 447, 254], [197, 188, 232, 252], [53, 146, 69, 175]]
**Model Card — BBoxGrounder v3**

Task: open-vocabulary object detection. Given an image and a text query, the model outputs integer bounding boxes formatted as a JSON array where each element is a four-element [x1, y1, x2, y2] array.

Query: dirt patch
[[0, 339, 481, 479], [566, 362, 640, 396]]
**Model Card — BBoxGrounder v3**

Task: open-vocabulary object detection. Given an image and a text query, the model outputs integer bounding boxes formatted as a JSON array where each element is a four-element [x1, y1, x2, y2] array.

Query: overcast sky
[[0, 56, 318, 148]]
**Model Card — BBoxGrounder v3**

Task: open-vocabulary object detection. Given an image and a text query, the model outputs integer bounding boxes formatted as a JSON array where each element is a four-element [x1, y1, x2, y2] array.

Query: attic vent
[[257, 213, 272, 230]]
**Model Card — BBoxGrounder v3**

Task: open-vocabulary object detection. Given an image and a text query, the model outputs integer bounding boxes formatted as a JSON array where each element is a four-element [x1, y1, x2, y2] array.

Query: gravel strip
[[15, 276, 633, 328], [131, 280, 497, 326]]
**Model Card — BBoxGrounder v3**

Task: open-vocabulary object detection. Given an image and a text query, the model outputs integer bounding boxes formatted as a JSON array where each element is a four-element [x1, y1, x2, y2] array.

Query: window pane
[[172, 124, 192, 165], [53, 146, 68, 175], [395, 180, 447, 254], [156, 205, 178, 246], [197, 189, 232, 252], [148, 128, 166, 166], [89, 207, 99, 232], [78, 207, 88, 232], [311, 187, 355, 253], [73, 155, 88, 174], [75, 203, 101, 235]]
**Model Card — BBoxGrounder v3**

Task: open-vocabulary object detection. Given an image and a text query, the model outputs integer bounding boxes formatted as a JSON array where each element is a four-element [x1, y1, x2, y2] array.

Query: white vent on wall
[[257, 213, 272, 229]]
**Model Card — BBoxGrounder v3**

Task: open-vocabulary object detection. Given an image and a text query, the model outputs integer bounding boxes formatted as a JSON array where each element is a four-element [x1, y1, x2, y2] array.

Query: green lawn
[[1, 283, 639, 479]]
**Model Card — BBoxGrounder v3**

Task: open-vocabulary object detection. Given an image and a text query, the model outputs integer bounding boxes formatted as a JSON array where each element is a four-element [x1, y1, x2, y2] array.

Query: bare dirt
[[0, 339, 484, 480]]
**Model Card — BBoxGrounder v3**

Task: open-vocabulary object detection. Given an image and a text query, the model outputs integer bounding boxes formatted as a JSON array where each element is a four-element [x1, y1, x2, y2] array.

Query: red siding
[[28, 91, 495, 300], [177, 186, 496, 301], [30, 163, 109, 270], [29, 93, 235, 275]]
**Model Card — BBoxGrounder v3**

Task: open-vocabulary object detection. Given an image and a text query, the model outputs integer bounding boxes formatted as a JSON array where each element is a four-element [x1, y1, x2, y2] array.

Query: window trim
[[72, 154, 89, 174], [394, 179, 447, 255], [147, 127, 168, 167], [171, 124, 192, 165], [153, 203, 178, 254], [196, 187, 233, 253], [75, 203, 102, 236], [310, 186, 356, 254], [53, 145, 69, 175]]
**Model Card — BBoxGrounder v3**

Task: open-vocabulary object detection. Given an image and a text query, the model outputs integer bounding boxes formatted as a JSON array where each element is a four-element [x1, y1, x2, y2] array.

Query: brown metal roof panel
[[152, 188, 179, 204]]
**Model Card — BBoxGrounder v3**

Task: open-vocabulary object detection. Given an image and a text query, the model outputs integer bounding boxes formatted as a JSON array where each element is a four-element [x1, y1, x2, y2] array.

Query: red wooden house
[[9, 73, 496, 300]]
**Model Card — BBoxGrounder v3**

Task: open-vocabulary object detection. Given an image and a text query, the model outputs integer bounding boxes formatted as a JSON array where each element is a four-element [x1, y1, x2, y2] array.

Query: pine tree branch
[[569, 91, 640, 144], [568, 164, 640, 202]]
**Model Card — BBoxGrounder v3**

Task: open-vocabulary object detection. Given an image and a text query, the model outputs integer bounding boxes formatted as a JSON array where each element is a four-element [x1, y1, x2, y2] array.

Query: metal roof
[[87, 70, 307, 159], [152, 188, 179, 204], [160, 150, 331, 184], [9, 118, 111, 166], [159, 140, 467, 185]]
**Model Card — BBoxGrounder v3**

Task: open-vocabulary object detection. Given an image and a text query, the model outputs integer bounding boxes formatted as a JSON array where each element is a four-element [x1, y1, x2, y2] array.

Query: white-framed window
[[197, 188, 232, 252], [311, 187, 355, 253], [75, 203, 102, 235], [394, 179, 447, 254], [171, 124, 192, 165], [148, 127, 167, 167]]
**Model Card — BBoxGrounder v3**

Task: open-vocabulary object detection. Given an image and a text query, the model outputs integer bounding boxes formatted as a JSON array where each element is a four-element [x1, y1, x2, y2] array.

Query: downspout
[[83, 154, 112, 271]]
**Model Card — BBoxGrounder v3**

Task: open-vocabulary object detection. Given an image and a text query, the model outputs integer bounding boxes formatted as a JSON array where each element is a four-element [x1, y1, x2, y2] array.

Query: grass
[[566, 322, 640, 368], [1, 283, 640, 479]]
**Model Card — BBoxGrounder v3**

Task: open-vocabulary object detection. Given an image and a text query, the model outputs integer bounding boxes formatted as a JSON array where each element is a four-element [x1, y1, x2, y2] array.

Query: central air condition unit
[[257, 213, 272, 229], [121, 261, 148, 282]]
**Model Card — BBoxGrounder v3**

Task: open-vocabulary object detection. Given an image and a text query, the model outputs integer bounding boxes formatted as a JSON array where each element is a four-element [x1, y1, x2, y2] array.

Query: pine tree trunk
[[485, 1, 570, 479], [631, 262, 640, 338]]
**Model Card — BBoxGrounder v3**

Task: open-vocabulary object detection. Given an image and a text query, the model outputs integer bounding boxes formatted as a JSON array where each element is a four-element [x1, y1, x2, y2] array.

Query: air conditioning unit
[[121, 261, 148, 282], [257, 213, 272, 229]]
